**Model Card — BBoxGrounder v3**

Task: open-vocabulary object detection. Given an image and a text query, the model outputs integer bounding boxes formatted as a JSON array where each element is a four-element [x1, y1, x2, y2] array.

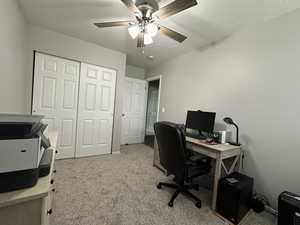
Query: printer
[[0, 114, 50, 193]]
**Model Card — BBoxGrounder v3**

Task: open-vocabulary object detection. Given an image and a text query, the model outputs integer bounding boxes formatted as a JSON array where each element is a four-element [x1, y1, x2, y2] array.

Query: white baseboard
[[265, 205, 278, 216], [112, 151, 121, 154]]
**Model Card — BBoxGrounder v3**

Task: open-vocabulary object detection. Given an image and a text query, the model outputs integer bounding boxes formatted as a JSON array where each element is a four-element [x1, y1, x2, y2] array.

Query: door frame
[[146, 75, 162, 124]]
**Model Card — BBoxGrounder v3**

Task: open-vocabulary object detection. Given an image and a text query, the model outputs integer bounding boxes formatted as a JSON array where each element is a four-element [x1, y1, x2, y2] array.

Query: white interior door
[[32, 52, 80, 159], [76, 63, 116, 157], [121, 78, 147, 145]]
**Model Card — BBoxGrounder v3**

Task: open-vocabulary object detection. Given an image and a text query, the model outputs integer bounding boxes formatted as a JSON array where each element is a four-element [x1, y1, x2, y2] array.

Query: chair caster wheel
[[195, 201, 202, 208], [157, 184, 162, 189], [168, 202, 174, 207]]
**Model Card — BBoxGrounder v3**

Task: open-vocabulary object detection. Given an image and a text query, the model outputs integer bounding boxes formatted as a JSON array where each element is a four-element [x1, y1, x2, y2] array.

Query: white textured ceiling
[[19, 0, 300, 69]]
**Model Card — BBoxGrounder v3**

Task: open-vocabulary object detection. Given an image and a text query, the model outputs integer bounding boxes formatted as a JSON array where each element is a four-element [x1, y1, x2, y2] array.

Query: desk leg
[[212, 155, 222, 211]]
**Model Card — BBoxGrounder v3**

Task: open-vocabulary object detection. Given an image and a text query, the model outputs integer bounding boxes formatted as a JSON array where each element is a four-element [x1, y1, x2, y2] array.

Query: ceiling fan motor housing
[[135, 0, 159, 19]]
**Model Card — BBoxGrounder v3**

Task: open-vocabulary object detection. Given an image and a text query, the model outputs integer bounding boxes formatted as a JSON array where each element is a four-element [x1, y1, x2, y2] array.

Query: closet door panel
[[32, 53, 80, 159], [76, 63, 116, 157]]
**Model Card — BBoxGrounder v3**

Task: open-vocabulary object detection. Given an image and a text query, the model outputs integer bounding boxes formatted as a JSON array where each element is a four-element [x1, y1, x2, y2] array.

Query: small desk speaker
[[278, 192, 300, 225]]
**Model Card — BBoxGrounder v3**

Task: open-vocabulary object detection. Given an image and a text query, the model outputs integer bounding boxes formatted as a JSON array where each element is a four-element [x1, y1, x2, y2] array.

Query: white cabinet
[[42, 179, 55, 225]]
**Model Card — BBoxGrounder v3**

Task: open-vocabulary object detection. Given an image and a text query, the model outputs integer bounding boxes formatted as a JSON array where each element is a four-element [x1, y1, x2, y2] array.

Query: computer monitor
[[185, 110, 216, 134]]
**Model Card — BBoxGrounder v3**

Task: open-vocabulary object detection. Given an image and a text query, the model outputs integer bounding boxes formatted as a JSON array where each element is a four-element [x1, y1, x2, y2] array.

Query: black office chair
[[154, 121, 211, 208]]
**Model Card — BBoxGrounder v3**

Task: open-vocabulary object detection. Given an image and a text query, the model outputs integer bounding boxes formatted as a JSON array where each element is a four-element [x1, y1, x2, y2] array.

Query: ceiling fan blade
[[157, 0, 198, 20], [137, 32, 145, 48], [120, 0, 141, 15], [159, 26, 187, 43], [94, 21, 132, 28]]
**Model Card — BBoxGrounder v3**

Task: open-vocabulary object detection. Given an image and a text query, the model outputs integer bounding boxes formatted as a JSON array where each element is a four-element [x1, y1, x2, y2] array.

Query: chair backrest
[[154, 122, 187, 177]]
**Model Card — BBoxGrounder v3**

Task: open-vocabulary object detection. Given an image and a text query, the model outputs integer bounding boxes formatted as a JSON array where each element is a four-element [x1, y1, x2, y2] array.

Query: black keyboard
[[186, 133, 205, 140]]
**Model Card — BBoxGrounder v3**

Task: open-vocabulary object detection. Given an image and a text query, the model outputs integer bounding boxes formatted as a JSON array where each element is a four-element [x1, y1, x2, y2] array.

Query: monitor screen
[[185, 110, 216, 133]]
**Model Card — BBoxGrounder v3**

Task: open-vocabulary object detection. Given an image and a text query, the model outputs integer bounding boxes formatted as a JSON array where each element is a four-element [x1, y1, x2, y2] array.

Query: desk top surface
[[186, 136, 241, 152], [0, 132, 58, 208]]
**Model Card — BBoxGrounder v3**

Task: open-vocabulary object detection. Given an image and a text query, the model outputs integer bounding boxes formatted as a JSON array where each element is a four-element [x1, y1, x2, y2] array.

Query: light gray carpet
[[52, 144, 276, 225]]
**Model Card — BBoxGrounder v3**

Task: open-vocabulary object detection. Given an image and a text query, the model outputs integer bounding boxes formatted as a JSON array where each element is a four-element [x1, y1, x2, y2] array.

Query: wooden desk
[[153, 136, 242, 211], [186, 137, 242, 210]]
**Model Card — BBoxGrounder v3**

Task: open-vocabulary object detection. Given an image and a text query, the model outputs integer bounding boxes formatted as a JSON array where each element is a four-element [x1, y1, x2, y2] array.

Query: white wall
[[147, 9, 300, 208], [126, 64, 145, 80], [0, 0, 28, 113], [26, 25, 127, 153]]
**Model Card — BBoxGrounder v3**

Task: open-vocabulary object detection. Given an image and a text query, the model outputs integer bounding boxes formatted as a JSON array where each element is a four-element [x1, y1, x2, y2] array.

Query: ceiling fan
[[94, 0, 198, 48]]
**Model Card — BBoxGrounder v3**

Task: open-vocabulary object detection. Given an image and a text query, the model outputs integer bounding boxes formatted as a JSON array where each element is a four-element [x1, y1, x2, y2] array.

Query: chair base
[[157, 182, 202, 208]]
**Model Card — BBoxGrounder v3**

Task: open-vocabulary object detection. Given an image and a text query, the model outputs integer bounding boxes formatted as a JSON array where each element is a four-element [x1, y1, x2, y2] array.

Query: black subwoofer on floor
[[278, 191, 300, 225], [216, 172, 253, 225]]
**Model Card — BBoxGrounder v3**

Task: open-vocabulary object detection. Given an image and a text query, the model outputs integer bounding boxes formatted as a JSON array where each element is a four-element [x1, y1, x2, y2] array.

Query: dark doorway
[[144, 79, 160, 148]]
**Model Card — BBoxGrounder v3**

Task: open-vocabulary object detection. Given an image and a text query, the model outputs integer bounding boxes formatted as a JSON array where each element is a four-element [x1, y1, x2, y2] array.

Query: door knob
[[122, 113, 125, 117]]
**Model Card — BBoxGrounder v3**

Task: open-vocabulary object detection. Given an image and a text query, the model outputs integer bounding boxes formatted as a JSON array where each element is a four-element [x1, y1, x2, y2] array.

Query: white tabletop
[[186, 136, 241, 152]]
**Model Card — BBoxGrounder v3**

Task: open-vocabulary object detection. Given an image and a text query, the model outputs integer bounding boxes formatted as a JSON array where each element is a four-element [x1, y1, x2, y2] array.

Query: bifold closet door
[[76, 63, 116, 157], [32, 53, 80, 159]]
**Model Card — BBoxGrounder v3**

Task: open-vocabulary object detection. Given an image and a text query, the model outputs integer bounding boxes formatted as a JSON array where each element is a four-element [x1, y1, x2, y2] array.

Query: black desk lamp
[[223, 117, 241, 146]]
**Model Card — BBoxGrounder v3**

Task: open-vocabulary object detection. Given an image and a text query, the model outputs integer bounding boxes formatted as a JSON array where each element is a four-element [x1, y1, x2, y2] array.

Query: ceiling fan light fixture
[[128, 25, 140, 39], [146, 23, 158, 37], [95, 0, 198, 48], [144, 33, 153, 45]]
